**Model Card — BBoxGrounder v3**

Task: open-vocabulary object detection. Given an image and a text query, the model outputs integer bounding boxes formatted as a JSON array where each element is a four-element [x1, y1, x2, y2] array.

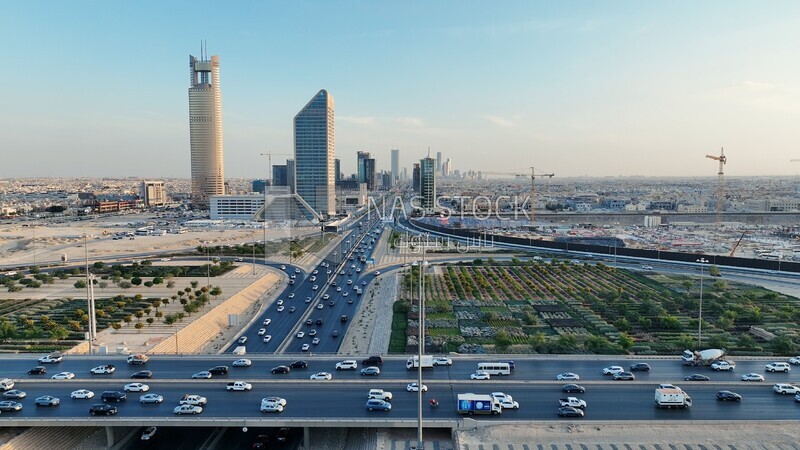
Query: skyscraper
[[357, 151, 376, 190], [272, 164, 288, 187], [286, 159, 296, 194], [420, 156, 437, 209], [391, 149, 399, 185], [294, 90, 335, 217], [189, 50, 224, 208], [334, 158, 341, 181], [412, 163, 420, 192], [436, 151, 442, 174]]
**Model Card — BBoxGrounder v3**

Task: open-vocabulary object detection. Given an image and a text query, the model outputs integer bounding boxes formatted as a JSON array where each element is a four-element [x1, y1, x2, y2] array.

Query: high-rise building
[[390, 149, 399, 185], [189, 50, 224, 208], [357, 151, 370, 184], [334, 158, 341, 182], [294, 89, 335, 217], [436, 151, 442, 174], [252, 179, 270, 193], [402, 167, 408, 181], [412, 163, 420, 192], [442, 158, 452, 177], [140, 181, 167, 207], [420, 157, 437, 209], [356, 151, 376, 190], [272, 164, 288, 187], [286, 159, 296, 194]]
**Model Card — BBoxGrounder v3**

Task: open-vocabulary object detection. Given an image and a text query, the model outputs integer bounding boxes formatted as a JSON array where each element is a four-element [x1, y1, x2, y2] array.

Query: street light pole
[[206, 244, 211, 288], [696, 257, 708, 347]]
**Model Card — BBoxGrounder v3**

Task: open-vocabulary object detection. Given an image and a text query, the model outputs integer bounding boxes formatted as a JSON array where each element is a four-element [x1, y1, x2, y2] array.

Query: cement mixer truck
[[682, 349, 726, 366]]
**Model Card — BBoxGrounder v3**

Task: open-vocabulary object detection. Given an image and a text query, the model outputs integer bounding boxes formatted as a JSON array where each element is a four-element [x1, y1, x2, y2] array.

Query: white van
[[0, 378, 15, 391]]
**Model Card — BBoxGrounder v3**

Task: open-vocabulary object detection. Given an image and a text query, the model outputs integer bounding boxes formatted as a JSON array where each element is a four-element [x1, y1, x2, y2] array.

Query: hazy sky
[[3, 1, 800, 179]]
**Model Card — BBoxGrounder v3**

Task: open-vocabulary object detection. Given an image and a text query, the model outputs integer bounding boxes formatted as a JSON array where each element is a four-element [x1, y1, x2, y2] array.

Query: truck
[[0, 378, 14, 391], [127, 354, 149, 365], [456, 393, 502, 415], [406, 355, 434, 370], [356, 287, 363, 295], [232, 346, 247, 355], [558, 397, 587, 409], [226, 381, 253, 391], [654, 387, 692, 408], [179, 394, 207, 406], [710, 360, 736, 371], [682, 348, 726, 366]]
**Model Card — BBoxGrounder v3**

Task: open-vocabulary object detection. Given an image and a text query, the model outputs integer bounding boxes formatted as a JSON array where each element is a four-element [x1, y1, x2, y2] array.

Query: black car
[[630, 363, 651, 372], [562, 384, 586, 393], [316, 319, 324, 325], [716, 390, 742, 402], [90, 403, 118, 416], [271, 365, 291, 374], [251, 434, 270, 449], [290, 361, 308, 369], [498, 360, 516, 370], [276, 428, 290, 442], [362, 356, 383, 366], [101, 391, 127, 402], [131, 370, 153, 379], [208, 366, 229, 375], [332, 330, 339, 338], [28, 366, 46, 375], [341, 315, 348, 323], [684, 374, 710, 381], [557, 406, 585, 417]]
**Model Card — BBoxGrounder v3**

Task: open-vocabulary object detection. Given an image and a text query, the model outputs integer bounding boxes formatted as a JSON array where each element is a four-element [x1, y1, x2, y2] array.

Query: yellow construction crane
[[705, 148, 726, 226], [480, 167, 555, 224]]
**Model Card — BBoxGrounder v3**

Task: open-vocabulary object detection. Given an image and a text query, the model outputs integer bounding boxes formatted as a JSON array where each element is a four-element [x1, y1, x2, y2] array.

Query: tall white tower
[[189, 47, 225, 208]]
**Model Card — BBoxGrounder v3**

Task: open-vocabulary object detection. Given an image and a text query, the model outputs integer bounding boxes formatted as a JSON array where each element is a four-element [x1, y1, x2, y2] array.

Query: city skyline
[[3, 2, 800, 178]]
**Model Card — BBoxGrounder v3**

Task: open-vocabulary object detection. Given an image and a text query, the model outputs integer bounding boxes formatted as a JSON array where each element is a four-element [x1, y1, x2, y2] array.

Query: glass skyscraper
[[294, 90, 335, 217]]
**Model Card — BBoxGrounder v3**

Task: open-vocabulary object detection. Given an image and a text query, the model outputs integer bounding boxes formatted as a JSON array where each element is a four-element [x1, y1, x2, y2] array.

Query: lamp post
[[696, 257, 708, 347], [414, 241, 429, 450], [206, 243, 212, 288]]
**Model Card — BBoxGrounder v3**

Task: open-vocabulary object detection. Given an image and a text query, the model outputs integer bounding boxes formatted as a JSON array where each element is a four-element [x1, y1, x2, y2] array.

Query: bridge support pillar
[[105, 426, 115, 448], [303, 427, 310, 449]]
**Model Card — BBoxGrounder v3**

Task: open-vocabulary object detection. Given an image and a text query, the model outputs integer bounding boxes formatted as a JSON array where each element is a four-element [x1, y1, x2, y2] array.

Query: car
[[336, 360, 358, 370], [317, 318, 324, 325], [289, 306, 296, 313], [90, 364, 116, 374], [38, 354, 63, 364], [263, 396, 287, 406], [433, 357, 453, 366], [361, 366, 381, 376], [3, 390, 26, 399], [277, 306, 285, 312], [192, 371, 212, 379], [602, 366, 624, 375], [280, 265, 286, 270], [557, 373, 580, 381], [28, 366, 46, 375], [344, 292, 349, 298], [310, 372, 332, 380], [301, 344, 310, 351], [741, 373, 765, 382], [277, 299, 284, 306], [562, 384, 586, 393], [238, 336, 248, 344], [374, 271, 381, 275], [232, 358, 252, 367], [89, 403, 118, 416], [765, 362, 791, 373], [629, 363, 651, 372], [312, 285, 318, 290], [124, 383, 150, 392], [470, 371, 491, 380], [613, 372, 635, 381], [179, 394, 207, 406], [294, 268, 300, 273], [160, 258, 171, 262], [347, 279, 353, 285], [260, 398, 285, 413], [773, 383, 800, 394], [305, 297, 312, 303], [263, 335, 272, 343], [357, 269, 362, 274], [361, 279, 366, 284], [313, 270, 318, 275], [716, 390, 743, 401], [684, 374, 711, 381], [289, 361, 307, 369], [263, 319, 272, 326], [35, 395, 60, 407], [130, 370, 153, 379], [71, 389, 95, 399], [789, 356, 800, 365], [406, 382, 428, 392], [288, 293, 295, 299], [332, 330, 340, 338], [312, 337, 320, 345], [251, 434, 270, 449], [296, 331, 305, 338], [139, 393, 164, 404], [271, 366, 290, 374], [328, 300, 335, 306], [336, 287, 342, 292], [323, 294, 330, 300], [276, 427, 290, 442], [558, 406, 584, 417], [173, 404, 203, 415], [0, 400, 23, 412], [52, 371, 75, 380], [366, 399, 392, 411], [316, 303, 323, 309], [498, 398, 520, 409], [235, 257, 244, 262], [209, 366, 229, 375], [258, 328, 267, 336], [141, 426, 157, 441], [309, 329, 317, 336]]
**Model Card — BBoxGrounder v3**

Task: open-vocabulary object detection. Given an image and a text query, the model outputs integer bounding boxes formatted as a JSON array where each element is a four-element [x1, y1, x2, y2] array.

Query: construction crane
[[480, 167, 555, 224], [705, 148, 727, 226], [729, 231, 746, 257]]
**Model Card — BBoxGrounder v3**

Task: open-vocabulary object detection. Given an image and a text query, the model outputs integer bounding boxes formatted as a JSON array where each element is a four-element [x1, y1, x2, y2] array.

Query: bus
[[476, 362, 511, 375]]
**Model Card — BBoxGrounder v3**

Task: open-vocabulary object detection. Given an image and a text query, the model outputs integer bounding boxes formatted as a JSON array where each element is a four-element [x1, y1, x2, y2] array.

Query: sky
[[3, 1, 800, 179]]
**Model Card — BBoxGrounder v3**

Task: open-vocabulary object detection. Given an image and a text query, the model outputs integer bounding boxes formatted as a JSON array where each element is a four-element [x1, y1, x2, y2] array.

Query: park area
[[391, 259, 800, 356]]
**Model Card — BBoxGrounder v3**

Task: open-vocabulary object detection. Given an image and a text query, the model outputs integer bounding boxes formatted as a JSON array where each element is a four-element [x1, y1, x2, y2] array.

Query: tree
[[617, 332, 634, 351], [49, 326, 69, 341], [135, 311, 144, 320], [98, 281, 108, 290], [210, 286, 222, 300], [166, 280, 175, 289], [134, 322, 144, 332], [74, 280, 87, 289], [93, 261, 105, 269], [0, 320, 16, 340], [119, 281, 132, 289], [111, 323, 122, 331], [707, 333, 729, 350], [152, 277, 163, 285], [131, 277, 142, 286], [494, 330, 512, 351], [190, 281, 199, 289], [770, 335, 797, 355], [472, 259, 483, 266], [123, 315, 133, 324], [144, 281, 153, 288], [708, 265, 721, 277], [146, 318, 154, 326]]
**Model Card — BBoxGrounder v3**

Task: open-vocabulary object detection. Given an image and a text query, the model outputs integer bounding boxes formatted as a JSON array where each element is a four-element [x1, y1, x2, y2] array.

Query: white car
[[470, 371, 490, 380], [277, 306, 285, 312], [557, 373, 580, 381], [141, 426, 157, 441], [789, 356, 800, 365], [192, 371, 212, 379], [336, 287, 342, 292], [773, 383, 800, 394], [497, 398, 520, 409], [765, 362, 791, 373], [316, 304, 324, 310], [305, 297, 312, 303], [260, 400, 285, 413], [312, 338, 320, 345], [139, 393, 164, 404], [432, 357, 452, 366], [301, 344, 310, 351], [310, 372, 332, 380], [51, 372, 75, 380], [277, 299, 284, 306], [406, 383, 428, 392], [263, 335, 272, 343], [288, 293, 295, 299], [258, 328, 266, 336], [343, 292, 349, 297], [38, 355, 63, 364], [70, 389, 94, 399], [491, 392, 514, 403], [263, 319, 272, 326], [124, 383, 150, 392], [312, 285, 319, 290], [603, 366, 624, 375], [232, 359, 252, 367], [374, 271, 380, 275], [312, 270, 318, 275], [323, 294, 330, 300], [296, 331, 305, 338], [335, 360, 358, 370], [173, 404, 203, 415], [741, 373, 765, 382]]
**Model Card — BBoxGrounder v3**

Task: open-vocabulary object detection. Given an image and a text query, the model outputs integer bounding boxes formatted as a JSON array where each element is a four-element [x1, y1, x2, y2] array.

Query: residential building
[[189, 51, 225, 207], [140, 181, 167, 207], [294, 89, 335, 217]]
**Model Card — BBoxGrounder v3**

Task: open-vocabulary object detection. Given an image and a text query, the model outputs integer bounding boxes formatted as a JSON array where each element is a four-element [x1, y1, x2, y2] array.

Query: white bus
[[476, 362, 511, 375]]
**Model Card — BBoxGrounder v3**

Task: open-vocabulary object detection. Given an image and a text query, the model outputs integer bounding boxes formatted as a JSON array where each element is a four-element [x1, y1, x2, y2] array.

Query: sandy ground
[[339, 272, 399, 356]]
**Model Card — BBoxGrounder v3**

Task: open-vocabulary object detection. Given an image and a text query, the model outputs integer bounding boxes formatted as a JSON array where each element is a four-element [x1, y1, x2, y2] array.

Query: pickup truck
[[179, 394, 207, 406], [90, 364, 116, 374], [226, 381, 253, 391], [558, 397, 587, 409], [711, 361, 736, 371]]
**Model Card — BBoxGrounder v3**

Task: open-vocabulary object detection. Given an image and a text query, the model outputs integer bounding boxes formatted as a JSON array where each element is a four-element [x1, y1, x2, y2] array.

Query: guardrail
[[0, 416, 462, 428]]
